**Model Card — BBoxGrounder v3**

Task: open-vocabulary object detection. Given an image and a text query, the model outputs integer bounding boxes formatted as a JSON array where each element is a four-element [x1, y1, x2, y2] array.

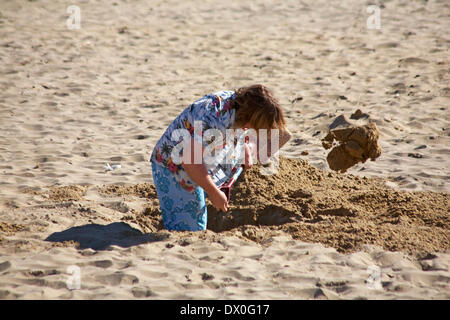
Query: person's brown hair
[[232, 84, 286, 131]]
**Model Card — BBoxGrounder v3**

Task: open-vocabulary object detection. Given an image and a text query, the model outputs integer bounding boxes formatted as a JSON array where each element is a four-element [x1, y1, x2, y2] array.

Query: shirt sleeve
[[184, 93, 228, 148]]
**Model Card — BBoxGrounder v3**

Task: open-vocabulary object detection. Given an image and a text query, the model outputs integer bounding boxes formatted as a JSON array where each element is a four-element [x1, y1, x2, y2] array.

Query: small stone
[[201, 273, 215, 281]]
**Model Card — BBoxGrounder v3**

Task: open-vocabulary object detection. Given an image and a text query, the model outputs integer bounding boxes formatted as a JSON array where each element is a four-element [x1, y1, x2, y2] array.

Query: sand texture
[[1, 0, 449, 299], [322, 122, 382, 173]]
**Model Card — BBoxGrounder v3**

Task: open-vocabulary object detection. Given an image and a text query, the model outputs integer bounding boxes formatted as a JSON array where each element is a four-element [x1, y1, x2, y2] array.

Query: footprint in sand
[[96, 271, 139, 286], [399, 57, 429, 66], [131, 287, 154, 298], [90, 260, 113, 269], [0, 261, 12, 272]]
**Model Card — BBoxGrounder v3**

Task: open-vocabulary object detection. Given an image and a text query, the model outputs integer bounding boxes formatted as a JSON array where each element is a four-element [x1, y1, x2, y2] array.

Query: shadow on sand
[[45, 222, 168, 250]]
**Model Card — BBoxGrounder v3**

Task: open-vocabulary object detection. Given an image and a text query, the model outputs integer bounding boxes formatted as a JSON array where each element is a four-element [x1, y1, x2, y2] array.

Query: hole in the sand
[[89, 157, 448, 254], [206, 204, 297, 233]]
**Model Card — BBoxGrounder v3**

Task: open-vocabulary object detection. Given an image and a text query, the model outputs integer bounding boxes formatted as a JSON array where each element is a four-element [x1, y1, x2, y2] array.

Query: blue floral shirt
[[150, 90, 246, 192]]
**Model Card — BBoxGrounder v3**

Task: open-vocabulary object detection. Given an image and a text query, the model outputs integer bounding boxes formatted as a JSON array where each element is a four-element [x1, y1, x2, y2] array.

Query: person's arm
[[181, 138, 228, 212]]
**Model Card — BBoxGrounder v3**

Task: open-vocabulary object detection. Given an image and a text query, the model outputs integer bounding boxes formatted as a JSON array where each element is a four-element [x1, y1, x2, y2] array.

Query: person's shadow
[[45, 222, 168, 251]]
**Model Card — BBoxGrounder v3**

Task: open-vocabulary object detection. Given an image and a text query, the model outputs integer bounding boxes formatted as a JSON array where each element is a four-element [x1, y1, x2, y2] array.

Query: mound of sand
[[48, 186, 87, 201], [109, 157, 448, 255], [205, 157, 449, 254], [322, 120, 382, 173]]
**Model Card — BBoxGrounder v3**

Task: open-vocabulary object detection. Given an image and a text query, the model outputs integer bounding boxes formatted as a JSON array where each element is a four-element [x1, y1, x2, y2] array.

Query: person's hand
[[209, 188, 228, 212], [244, 143, 254, 170]]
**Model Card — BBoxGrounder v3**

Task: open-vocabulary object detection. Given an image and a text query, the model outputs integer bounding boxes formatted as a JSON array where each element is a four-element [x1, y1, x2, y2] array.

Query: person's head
[[232, 84, 286, 131]]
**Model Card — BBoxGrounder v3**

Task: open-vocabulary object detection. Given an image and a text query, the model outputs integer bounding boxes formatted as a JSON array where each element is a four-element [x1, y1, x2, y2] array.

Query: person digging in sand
[[150, 84, 292, 231]]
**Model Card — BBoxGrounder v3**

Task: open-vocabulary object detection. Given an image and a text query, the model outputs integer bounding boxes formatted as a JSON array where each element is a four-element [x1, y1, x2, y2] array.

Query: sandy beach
[[0, 0, 449, 299]]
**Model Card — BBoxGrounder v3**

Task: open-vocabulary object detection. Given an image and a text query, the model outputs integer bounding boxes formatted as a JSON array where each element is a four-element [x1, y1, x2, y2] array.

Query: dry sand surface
[[0, 0, 449, 299]]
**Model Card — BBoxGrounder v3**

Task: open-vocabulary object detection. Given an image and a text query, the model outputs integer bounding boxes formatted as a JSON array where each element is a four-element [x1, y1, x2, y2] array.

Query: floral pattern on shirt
[[151, 90, 245, 193]]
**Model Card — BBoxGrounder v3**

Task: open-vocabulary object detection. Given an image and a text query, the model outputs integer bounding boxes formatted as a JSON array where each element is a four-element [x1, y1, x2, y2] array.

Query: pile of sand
[[322, 116, 382, 173], [48, 186, 87, 202], [0, 222, 25, 235], [30, 157, 446, 256], [108, 157, 449, 255]]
